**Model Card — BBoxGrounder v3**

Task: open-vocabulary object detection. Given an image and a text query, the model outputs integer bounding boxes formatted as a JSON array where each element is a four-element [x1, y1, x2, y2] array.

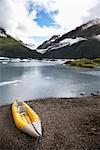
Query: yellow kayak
[[12, 100, 42, 137]]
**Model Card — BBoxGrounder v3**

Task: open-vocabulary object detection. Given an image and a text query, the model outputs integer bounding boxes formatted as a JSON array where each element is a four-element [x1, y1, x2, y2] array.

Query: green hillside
[[0, 35, 42, 58]]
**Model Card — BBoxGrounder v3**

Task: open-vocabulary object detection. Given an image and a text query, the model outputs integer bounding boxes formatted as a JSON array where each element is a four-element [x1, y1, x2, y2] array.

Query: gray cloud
[[0, 0, 14, 30], [82, 0, 100, 22]]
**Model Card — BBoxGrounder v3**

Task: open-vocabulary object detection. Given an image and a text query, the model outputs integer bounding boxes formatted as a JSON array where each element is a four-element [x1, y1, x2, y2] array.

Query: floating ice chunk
[[0, 80, 21, 86]]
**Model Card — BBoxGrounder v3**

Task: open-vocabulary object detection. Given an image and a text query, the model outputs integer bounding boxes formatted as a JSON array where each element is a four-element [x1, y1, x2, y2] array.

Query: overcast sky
[[0, 0, 99, 46]]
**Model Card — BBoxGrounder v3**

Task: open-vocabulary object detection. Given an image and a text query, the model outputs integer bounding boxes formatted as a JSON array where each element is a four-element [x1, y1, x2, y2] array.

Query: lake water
[[0, 60, 100, 106]]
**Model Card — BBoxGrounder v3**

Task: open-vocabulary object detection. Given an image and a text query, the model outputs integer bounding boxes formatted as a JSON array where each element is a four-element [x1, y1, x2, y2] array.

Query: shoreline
[[1, 94, 100, 107], [0, 96, 100, 149]]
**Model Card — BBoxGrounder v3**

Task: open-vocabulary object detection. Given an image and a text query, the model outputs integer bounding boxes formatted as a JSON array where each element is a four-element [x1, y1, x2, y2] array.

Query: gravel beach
[[0, 96, 100, 150]]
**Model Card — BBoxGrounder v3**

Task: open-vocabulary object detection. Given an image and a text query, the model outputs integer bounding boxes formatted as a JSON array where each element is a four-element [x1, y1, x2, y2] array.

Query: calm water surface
[[0, 60, 100, 105]]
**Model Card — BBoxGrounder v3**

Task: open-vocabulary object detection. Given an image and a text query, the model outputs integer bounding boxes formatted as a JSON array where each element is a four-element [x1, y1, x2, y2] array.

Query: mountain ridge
[[37, 18, 100, 59], [1, 18, 100, 59]]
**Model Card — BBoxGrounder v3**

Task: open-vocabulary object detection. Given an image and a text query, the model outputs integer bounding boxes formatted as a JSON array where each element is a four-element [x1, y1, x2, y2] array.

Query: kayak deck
[[21, 114, 31, 124]]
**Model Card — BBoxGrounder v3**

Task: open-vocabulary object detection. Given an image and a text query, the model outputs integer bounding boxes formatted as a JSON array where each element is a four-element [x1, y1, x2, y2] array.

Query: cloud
[[0, 0, 99, 47], [82, 0, 100, 22], [53, 0, 97, 31], [0, 0, 60, 46], [0, 0, 34, 37]]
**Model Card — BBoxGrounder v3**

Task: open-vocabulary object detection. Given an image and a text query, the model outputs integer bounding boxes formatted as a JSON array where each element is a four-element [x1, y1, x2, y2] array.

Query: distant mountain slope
[[37, 19, 100, 59], [44, 39, 100, 59], [0, 28, 42, 58]]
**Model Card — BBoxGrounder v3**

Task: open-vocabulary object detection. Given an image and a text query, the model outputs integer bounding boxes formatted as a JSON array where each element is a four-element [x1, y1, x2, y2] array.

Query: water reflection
[[0, 61, 100, 105]]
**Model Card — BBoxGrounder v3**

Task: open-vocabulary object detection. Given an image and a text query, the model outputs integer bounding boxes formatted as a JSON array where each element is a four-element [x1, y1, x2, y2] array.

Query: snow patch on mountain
[[93, 34, 100, 41], [60, 37, 87, 46], [82, 19, 100, 30], [49, 35, 60, 42], [44, 37, 87, 51], [20, 41, 36, 50], [24, 43, 36, 50], [0, 33, 7, 37], [36, 48, 48, 54]]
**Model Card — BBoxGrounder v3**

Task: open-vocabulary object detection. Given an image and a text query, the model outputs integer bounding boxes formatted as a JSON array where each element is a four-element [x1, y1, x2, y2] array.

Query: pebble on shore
[[0, 96, 100, 150]]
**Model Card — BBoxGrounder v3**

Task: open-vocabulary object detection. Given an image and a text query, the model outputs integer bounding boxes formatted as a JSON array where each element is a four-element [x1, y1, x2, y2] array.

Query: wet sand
[[0, 96, 100, 150]]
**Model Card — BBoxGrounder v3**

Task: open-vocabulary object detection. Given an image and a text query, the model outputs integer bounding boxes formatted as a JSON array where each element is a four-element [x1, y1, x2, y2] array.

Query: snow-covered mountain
[[1, 18, 100, 59], [37, 18, 100, 59], [81, 18, 100, 30], [24, 43, 36, 50], [20, 41, 36, 50]]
